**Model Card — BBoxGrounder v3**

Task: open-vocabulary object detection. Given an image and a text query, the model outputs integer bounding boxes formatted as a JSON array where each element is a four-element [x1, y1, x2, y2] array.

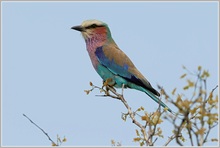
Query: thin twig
[[121, 84, 125, 96], [148, 110, 164, 145], [164, 133, 182, 146], [105, 85, 151, 146], [205, 85, 218, 104], [23, 114, 57, 146]]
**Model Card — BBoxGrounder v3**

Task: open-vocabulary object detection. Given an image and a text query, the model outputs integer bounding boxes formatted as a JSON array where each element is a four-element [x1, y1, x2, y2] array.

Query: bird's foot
[[102, 78, 116, 95], [102, 78, 115, 87]]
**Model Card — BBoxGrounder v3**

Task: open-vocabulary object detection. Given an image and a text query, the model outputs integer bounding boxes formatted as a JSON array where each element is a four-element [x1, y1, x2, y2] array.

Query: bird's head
[[71, 20, 111, 41]]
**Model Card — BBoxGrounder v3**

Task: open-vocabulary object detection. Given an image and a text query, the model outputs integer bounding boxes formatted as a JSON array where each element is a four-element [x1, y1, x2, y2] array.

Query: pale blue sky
[[1, 1, 218, 146]]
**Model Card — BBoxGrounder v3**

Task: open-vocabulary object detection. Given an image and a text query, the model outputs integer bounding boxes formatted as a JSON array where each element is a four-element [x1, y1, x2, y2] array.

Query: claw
[[102, 78, 116, 95]]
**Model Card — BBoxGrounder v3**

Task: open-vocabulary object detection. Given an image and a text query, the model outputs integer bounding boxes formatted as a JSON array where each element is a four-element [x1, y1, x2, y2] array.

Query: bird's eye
[[86, 24, 98, 29], [91, 24, 98, 28]]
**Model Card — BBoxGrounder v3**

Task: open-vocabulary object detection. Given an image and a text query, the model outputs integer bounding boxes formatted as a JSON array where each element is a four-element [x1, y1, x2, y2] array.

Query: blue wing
[[95, 45, 160, 96]]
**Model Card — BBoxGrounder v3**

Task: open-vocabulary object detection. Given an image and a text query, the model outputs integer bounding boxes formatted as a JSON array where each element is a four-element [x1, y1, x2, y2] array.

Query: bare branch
[[23, 114, 58, 146], [164, 133, 182, 146], [105, 85, 151, 145]]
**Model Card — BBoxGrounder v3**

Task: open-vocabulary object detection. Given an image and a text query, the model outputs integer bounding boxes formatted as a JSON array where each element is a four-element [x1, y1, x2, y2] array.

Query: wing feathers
[[95, 42, 160, 96]]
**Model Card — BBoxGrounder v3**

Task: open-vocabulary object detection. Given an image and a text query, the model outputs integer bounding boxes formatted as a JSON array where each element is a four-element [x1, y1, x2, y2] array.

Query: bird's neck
[[85, 35, 107, 68], [85, 35, 107, 53]]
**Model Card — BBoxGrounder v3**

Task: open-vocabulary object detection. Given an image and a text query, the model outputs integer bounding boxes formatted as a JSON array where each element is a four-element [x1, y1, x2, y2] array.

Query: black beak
[[71, 25, 84, 32]]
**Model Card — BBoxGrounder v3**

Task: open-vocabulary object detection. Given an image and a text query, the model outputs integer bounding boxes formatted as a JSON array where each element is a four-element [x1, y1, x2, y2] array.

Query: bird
[[71, 19, 174, 113]]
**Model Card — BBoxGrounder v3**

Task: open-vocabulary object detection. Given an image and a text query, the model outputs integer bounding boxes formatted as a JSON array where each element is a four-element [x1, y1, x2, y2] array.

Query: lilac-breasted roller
[[71, 20, 173, 113]]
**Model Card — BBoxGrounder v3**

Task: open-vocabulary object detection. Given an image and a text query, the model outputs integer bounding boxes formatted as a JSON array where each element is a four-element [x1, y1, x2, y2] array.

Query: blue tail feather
[[144, 89, 173, 113]]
